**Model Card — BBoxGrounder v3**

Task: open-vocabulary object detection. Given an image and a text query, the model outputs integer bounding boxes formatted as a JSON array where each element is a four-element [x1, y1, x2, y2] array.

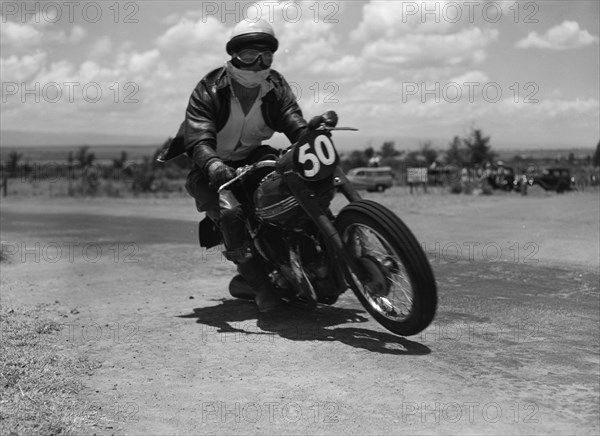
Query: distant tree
[[463, 128, 495, 165], [7, 151, 23, 174], [112, 151, 128, 169], [568, 152, 575, 164], [364, 146, 375, 160], [445, 135, 467, 166], [419, 140, 438, 165], [131, 156, 156, 193], [404, 150, 426, 166], [346, 150, 369, 168], [554, 154, 562, 163], [380, 141, 401, 159], [76, 145, 95, 168], [593, 140, 600, 167]]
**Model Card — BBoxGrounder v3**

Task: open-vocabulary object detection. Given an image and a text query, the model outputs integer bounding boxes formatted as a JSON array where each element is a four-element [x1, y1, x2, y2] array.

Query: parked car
[[346, 166, 394, 192], [530, 167, 573, 193]]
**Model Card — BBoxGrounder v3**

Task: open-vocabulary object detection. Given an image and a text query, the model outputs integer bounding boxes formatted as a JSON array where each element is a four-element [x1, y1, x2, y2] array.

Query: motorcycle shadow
[[179, 299, 430, 356]]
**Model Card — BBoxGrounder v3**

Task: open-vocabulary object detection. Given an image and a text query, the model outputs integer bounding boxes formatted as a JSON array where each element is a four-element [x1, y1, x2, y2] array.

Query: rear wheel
[[336, 200, 437, 336]]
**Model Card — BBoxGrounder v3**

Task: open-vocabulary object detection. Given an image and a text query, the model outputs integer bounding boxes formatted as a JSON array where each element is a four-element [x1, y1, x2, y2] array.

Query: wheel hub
[[359, 255, 390, 297]]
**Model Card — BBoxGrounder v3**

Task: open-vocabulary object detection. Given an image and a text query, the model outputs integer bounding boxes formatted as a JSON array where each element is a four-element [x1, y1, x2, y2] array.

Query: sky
[[1, 0, 599, 151]]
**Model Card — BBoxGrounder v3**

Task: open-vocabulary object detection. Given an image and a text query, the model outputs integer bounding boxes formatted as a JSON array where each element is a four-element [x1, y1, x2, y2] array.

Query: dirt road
[[1, 190, 598, 435]]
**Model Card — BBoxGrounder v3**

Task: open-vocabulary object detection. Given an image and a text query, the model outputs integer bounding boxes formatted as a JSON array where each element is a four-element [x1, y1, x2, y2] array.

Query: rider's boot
[[228, 274, 255, 300], [236, 260, 281, 313], [221, 207, 282, 313]]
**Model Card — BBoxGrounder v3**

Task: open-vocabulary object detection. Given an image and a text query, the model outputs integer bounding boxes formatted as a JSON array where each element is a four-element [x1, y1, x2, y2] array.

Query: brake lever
[[217, 166, 249, 193], [216, 161, 278, 193]]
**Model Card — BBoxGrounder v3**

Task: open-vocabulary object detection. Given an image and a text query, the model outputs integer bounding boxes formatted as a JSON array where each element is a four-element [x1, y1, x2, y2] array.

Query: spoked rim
[[342, 224, 415, 321]]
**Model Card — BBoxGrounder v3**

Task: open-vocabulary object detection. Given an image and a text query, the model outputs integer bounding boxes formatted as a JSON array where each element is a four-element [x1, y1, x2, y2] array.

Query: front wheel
[[336, 200, 437, 336]]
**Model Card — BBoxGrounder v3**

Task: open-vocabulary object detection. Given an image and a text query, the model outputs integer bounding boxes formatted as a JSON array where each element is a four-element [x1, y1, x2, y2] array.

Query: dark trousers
[[185, 146, 280, 291]]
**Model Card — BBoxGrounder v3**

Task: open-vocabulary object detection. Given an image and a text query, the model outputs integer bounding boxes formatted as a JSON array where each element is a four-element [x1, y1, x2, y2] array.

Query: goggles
[[235, 49, 274, 67]]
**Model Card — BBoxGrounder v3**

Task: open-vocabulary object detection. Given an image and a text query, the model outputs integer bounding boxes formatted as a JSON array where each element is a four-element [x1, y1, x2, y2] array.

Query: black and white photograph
[[1, 1, 599, 434]]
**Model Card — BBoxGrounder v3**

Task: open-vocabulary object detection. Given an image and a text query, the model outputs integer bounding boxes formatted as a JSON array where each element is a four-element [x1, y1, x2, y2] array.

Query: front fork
[[284, 167, 370, 285]]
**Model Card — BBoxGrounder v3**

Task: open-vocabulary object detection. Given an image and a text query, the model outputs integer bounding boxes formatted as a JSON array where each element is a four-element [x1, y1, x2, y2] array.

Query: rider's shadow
[[179, 299, 430, 355]]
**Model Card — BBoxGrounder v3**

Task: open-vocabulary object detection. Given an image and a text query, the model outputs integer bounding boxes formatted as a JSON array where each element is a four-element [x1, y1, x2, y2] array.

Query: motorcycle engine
[[254, 171, 303, 225]]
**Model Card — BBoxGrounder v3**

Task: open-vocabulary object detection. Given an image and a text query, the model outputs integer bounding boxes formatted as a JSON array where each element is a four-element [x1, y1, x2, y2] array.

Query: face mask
[[226, 61, 270, 88]]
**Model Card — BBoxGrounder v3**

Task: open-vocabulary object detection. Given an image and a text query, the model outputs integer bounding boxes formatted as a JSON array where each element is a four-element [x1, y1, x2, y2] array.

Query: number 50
[[297, 135, 336, 178]]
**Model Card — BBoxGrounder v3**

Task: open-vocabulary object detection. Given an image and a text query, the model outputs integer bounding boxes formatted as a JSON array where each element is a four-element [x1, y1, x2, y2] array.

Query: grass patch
[[0, 304, 100, 435]]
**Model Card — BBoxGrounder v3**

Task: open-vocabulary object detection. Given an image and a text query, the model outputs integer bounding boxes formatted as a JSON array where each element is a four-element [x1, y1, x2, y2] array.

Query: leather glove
[[321, 110, 338, 127], [207, 160, 236, 189], [308, 110, 338, 130]]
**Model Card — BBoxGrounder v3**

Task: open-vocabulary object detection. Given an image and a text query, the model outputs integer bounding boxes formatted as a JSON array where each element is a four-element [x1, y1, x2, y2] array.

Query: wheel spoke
[[387, 276, 413, 305], [342, 223, 415, 321]]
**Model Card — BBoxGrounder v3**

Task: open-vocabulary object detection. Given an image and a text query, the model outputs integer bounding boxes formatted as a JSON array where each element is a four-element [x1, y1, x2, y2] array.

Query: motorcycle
[[213, 113, 437, 337]]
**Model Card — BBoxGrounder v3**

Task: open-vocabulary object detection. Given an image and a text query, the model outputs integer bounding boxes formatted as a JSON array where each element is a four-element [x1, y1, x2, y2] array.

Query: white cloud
[[362, 27, 498, 67], [1, 20, 86, 53], [90, 36, 112, 59], [516, 21, 599, 50], [306, 56, 365, 80], [0, 21, 43, 49], [272, 18, 338, 75], [128, 50, 161, 73], [351, 1, 454, 41], [154, 15, 230, 89], [54, 25, 87, 44], [449, 70, 490, 84], [32, 60, 76, 85], [0, 52, 47, 82], [156, 16, 228, 51]]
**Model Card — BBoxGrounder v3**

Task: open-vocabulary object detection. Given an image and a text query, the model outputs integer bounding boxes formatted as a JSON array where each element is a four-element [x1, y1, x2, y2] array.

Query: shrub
[[481, 180, 494, 195], [450, 182, 463, 194]]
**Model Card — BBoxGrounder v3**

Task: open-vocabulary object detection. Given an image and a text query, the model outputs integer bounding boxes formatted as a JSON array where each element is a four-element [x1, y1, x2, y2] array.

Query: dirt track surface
[[1, 189, 599, 435]]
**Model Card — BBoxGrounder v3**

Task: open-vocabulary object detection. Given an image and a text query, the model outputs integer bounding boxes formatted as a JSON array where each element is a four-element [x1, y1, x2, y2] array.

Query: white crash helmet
[[226, 19, 279, 55]]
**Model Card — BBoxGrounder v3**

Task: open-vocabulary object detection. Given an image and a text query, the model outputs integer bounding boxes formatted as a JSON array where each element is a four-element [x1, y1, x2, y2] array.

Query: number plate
[[293, 132, 339, 180]]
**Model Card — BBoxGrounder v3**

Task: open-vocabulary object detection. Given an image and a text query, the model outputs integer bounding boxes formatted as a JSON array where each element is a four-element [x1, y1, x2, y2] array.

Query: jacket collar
[[215, 66, 229, 90], [213, 65, 281, 91]]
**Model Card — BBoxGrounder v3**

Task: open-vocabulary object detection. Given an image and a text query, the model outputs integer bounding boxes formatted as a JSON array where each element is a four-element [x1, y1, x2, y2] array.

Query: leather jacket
[[157, 66, 308, 173]]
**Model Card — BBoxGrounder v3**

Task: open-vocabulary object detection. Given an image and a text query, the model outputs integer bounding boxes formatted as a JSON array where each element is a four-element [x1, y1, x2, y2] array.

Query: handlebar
[[216, 126, 358, 193], [217, 160, 278, 193]]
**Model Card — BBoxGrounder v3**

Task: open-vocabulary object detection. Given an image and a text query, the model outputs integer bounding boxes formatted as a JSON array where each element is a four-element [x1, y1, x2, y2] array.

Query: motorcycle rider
[[158, 19, 309, 313]]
